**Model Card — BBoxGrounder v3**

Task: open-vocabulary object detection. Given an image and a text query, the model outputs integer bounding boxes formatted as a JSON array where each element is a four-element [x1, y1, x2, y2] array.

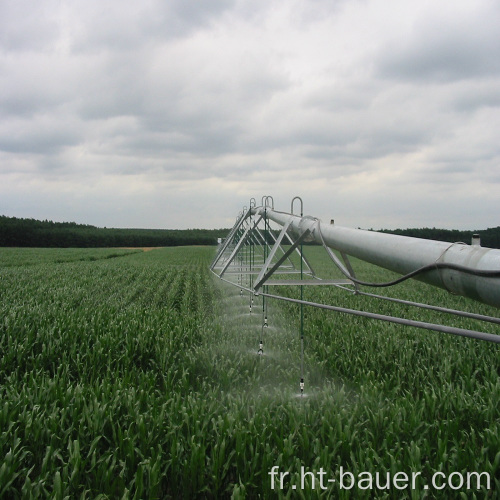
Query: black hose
[[344, 262, 500, 288], [316, 222, 500, 288]]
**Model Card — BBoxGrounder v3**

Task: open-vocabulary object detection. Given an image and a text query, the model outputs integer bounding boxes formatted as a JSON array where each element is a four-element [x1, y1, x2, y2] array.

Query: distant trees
[[0, 216, 229, 247], [378, 227, 500, 249], [1, 215, 499, 249]]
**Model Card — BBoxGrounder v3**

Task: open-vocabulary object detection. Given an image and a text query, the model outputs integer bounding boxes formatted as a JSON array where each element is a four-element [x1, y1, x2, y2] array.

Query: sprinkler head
[[258, 341, 264, 355], [264, 316, 268, 328], [300, 378, 304, 394]]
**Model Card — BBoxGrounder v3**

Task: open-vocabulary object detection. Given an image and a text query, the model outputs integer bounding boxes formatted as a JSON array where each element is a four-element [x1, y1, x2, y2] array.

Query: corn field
[[0, 246, 498, 498]]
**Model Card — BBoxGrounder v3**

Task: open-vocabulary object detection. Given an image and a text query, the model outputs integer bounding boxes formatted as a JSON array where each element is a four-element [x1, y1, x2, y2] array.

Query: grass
[[0, 247, 142, 267], [0, 246, 498, 498]]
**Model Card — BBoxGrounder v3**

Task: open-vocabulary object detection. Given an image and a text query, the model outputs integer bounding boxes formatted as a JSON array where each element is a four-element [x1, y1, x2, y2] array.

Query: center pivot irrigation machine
[[210, 196, 500, 395]]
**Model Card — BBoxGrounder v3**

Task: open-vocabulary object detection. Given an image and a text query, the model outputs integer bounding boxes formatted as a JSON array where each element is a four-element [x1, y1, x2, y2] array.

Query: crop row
[[0, 245, 498, 498]]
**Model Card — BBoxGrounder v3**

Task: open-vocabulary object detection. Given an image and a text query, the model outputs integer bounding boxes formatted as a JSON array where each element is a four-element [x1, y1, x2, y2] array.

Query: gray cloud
[[0, 0, 60, 52], [65, 0, 236, 54], [0, 112, 81, 155], [376, 3, 500, 82], [0, 0, 498, 230]]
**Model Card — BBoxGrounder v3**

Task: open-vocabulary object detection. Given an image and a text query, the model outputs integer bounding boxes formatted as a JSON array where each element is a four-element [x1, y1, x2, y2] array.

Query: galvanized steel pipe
[[252, 207, 500, 309]]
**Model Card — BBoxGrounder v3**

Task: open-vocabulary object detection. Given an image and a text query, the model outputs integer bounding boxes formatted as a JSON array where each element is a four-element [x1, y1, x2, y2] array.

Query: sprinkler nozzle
[[300, 378, 304, 394], [258, 341, 264, 355], [264, 316, 268, 328]]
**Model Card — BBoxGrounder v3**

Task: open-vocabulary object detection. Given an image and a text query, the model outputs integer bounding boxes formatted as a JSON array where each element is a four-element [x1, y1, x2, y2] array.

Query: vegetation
[[0, 215, 228, 247], [2, 214, 500, 249], [378, 226, 500, 249], [0, 246, 498, 498]]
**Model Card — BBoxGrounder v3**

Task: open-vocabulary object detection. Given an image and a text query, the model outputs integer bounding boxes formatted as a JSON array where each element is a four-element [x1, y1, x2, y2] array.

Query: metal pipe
[[262, 292, 500, 344], [252, 207, 500, 309]]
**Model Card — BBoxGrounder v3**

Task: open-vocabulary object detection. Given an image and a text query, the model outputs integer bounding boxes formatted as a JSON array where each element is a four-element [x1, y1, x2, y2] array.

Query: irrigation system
[[210, 196, 500, 394]]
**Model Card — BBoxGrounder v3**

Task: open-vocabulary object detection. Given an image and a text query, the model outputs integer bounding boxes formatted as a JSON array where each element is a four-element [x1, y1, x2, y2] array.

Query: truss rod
[[253, 219, 293, 290], [254, 229, 312, 292], [218, 215, 263, 277], [262, 292, 500, 344], [211, 208, 250, 270], [356, 291, 500, 325]]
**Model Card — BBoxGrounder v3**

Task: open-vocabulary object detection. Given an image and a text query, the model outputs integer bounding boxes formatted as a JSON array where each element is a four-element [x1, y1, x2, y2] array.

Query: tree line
[[377, 226, 500, 249], [1, 215, 499, 249], [0, 216, 229, 248]]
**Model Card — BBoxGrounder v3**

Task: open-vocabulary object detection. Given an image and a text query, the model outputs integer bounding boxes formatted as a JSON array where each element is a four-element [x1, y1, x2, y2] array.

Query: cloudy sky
[[1, 0, 499, 230]]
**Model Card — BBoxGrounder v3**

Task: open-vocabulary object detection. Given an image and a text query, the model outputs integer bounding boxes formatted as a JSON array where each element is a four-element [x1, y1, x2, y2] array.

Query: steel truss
[[211, 197, 500, 345]]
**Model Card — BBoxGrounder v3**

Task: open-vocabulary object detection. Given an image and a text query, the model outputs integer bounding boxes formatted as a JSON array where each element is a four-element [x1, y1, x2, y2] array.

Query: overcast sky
[[1, 0, 499, 230]]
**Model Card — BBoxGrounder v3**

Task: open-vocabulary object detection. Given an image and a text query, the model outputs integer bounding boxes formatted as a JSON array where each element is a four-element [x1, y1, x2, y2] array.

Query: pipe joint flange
[[435, 242, 467, 294], [298, 216, 318, 242]]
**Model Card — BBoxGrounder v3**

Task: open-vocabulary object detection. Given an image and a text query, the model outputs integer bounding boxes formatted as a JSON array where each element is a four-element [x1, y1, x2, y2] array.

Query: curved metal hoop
[[291, 196, 303, 217], [262, 195, 274, 209]]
